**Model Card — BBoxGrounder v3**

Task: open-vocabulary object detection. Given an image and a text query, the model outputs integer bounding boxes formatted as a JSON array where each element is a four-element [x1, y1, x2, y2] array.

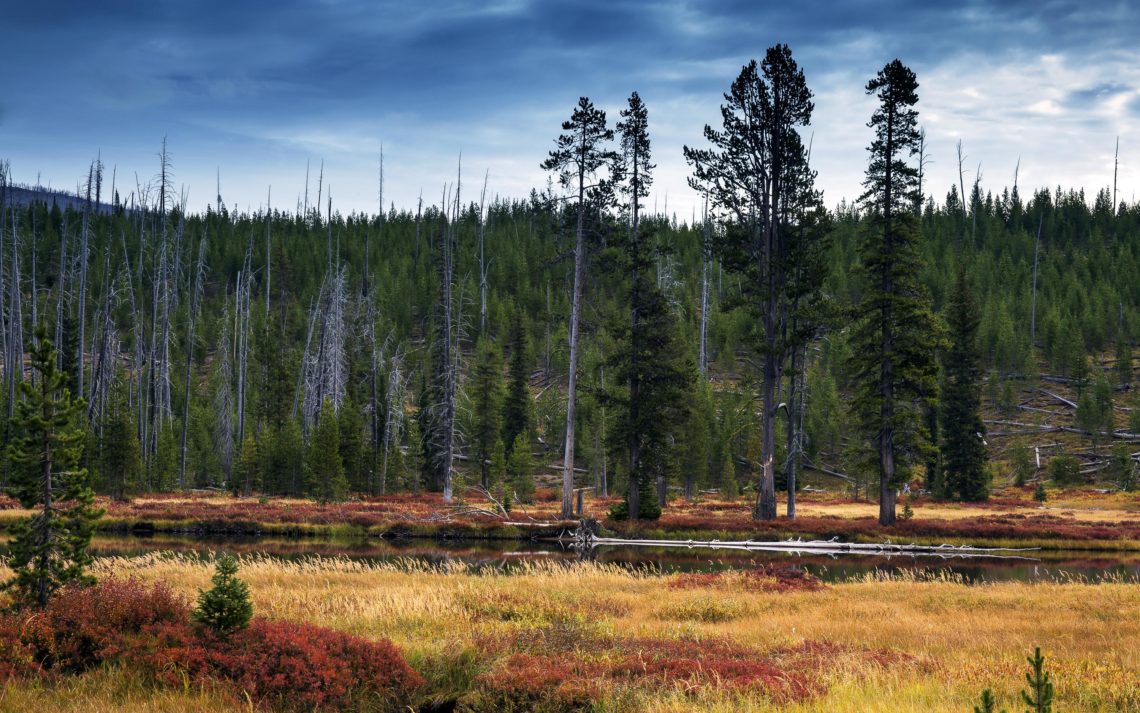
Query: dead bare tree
[[380, 344, 407, 495], [698, 195, 712, 377]]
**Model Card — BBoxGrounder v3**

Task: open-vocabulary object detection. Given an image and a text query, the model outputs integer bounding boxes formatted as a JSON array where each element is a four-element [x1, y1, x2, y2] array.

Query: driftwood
[[565, 526, 1039, 561]]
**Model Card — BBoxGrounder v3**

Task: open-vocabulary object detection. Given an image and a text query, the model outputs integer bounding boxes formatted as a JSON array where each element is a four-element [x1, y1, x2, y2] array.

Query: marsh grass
[[1, 552, 1138, 711]]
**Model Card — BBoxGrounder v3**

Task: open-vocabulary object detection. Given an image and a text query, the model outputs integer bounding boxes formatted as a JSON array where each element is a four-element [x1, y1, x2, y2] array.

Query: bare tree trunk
[[562, 175, 587, 519]]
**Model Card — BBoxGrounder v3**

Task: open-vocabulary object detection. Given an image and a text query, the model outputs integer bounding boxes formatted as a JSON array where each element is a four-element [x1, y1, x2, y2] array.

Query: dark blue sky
[[3, 1, 1137, 217]]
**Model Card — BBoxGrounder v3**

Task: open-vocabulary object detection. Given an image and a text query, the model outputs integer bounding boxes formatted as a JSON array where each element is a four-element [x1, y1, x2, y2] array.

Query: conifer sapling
[[193, 554, 253, 635]]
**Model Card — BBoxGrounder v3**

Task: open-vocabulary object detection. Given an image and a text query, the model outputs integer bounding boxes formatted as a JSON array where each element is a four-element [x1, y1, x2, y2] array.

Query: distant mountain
[[3, 184, 116, 214]]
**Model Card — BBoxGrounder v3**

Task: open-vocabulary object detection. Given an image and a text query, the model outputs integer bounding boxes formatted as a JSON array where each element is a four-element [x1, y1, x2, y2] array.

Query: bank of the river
[[2, 487, 1139, 551], [1, 553, 1137, 712]]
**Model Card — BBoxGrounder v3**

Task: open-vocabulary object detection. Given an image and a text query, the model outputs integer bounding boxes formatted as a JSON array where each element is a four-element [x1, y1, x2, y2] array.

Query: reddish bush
[[0, 579, 423, 711], [476, 636, 821, 708], [0, 614, 42, 683], [21, 578, 188, 672], [218, 620, 424, 711], [125, 617, 423, 711]]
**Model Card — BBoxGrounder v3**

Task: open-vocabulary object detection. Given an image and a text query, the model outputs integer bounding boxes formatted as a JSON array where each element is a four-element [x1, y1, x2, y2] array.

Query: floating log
[[563, 528, 1039, 560]]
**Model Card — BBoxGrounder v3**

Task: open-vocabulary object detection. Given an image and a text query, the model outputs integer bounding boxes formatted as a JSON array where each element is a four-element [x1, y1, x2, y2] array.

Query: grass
[[2, 552, 1137, 711]]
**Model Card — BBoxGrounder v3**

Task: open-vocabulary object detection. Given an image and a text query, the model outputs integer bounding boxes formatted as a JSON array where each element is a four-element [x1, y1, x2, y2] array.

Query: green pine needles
[[847, 59, 943, 525], [1022, 647, 1055, 713], [972, 646, 1055, 713], [3, 327, 103, 608], [941, 268, 989, 501], [193, 554, 254, 635]]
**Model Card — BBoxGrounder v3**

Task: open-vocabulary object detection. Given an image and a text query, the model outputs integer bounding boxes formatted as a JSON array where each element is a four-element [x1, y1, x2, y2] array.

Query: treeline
[[2, 47, 1139, 523]]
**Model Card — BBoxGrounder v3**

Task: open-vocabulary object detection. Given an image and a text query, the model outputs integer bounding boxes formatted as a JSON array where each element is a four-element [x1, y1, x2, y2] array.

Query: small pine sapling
[[973, 688, 1006, 713], [193, 554, 253, 635], [1021, 647, 1054, 713], [1033, 481, 1048, 503]]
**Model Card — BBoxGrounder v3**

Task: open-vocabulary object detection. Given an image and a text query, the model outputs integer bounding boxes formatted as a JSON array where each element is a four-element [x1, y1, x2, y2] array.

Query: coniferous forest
[[2, 52, 1140, 528]]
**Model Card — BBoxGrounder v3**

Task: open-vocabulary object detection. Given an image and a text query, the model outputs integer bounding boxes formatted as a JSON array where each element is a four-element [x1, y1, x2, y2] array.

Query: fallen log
[[1037, 388, 1077, 409], [563, 530, 1039, 560]]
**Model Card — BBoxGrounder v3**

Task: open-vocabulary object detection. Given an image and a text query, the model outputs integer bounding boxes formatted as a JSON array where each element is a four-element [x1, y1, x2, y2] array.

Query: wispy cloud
[[2, 0, 1138, 217]]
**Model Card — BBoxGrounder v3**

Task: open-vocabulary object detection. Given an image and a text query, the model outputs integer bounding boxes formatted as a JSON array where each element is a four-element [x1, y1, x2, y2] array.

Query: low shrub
[[218, 619, 424, 711], [20, 578, 188, 672], [474, 636, 821, 710], [0, 579, 423, 711]]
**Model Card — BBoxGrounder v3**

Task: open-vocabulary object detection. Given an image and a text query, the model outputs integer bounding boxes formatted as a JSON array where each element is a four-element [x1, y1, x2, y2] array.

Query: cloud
[[2, 1, 1139, 218]]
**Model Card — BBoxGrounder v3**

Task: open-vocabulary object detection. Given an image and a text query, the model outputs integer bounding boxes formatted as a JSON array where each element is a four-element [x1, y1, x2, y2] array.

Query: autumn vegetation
[[0, 554, 1136, 711]]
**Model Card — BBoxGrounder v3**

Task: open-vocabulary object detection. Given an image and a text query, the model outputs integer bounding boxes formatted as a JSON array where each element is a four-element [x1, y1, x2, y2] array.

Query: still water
[[79, 533, 1140, 584]]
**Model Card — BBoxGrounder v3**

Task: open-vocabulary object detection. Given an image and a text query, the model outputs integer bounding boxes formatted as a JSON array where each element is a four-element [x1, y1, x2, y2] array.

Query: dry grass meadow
[[2, 552, 1137, 712]]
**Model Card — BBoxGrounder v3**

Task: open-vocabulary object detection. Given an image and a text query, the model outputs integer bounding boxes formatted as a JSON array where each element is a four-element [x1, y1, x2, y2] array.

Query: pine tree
[[306, 399, 347, 502], [1116, 340, 1132, 387], [3, 327, 103, 607], [684, 45, 825, 520], [100, 397, 141, 501], [847, 59, 943, 525], [605, 91, 695, 519], [1021, 647, 1054, 713], [973, 688, 1005, 713], [338, 400, 366, 491], [941, 268, 989, 501], [235, 433, 260, 497], [506, 433, 534, 503], [471, 336, 504, 489], [192, 554, 253, 636], [1076, 373, 1114, 454], [404, 415, 424, 494], [502, 309, 532, 456]]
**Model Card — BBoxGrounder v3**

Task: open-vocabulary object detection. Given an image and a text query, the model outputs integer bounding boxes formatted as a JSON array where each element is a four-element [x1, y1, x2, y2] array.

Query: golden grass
[[3, 552, 1136, 711]]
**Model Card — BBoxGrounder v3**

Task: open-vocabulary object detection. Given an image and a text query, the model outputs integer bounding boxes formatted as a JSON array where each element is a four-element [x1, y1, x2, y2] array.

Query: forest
[[1, 51, 1139, 531]]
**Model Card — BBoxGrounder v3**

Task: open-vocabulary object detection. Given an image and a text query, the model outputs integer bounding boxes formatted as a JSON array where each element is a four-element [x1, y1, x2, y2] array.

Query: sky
[[2, 0, 1138, 221]]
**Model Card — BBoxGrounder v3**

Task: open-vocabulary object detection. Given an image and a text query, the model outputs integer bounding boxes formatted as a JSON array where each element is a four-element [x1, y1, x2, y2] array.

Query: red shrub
[[21, 578, 188, 672], [126, 618, 423, 711], [0, 613, 42, 683], [1, 579, 423, 712], [476, 637, 821, 708], [217, 619, 424, 711]]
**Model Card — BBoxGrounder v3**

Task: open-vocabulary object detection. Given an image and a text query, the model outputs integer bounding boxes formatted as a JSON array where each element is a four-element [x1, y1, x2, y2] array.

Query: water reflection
[[59, 533, 1140, 584]]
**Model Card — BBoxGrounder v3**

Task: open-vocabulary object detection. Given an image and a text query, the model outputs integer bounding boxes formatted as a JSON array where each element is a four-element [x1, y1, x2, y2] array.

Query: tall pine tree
[[848, 59, 943, 525], [684, 45, 822, 520], [608, 91, 694, 519], [4, 327, 103, 607], [941, 268, 988, 501]]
